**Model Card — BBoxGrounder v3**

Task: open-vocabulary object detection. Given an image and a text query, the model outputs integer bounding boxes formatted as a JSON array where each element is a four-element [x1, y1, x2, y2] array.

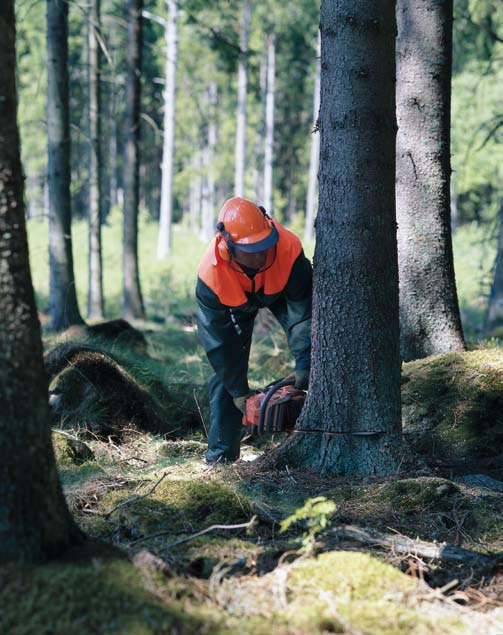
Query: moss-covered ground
[[9, 218, 503, 632], [4, 323, 503, 634]]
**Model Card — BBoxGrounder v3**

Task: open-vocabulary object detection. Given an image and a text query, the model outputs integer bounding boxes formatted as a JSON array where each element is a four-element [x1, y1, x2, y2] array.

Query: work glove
[[285, 369, 310, 390], [233, 392, 254, 416]]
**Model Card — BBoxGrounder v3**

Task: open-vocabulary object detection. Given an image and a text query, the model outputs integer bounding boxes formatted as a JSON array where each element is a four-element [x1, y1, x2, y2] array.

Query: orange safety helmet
[[216, 197, 279, 261]]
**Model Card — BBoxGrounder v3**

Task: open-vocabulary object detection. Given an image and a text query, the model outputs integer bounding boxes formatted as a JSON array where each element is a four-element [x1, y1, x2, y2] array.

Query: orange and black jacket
[[196, 222, 312, 397]]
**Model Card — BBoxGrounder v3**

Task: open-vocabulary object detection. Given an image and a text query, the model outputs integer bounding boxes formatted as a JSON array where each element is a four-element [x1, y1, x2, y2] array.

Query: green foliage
[[280, 496, 336, 554]]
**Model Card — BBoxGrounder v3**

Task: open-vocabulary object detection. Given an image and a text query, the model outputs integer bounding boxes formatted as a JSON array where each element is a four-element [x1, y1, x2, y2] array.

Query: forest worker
[[196, 196, 312, 464]]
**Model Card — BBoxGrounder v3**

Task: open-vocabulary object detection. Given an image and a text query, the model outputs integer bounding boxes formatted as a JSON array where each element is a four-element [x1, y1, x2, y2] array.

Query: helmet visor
[[230, 245, 277, 275], [231, 223, 279, 253]]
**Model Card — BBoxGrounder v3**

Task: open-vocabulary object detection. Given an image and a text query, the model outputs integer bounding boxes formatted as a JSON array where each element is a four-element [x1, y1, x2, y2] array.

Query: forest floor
[[3, 314, 503, 635], [5, 217, 502, 633]]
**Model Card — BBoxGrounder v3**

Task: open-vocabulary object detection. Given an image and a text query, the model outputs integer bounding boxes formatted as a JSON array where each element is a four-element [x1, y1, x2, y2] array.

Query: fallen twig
[[328, 524, 503, 574], [104, 472, 169, 518], [129, 515, 257, 548]]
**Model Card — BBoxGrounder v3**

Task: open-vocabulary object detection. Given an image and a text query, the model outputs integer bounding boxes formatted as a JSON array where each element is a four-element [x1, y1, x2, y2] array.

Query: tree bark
[[263, 31, 275, 213], [87, 0, 104, 319], [279, 0, 401, 476], [486, 200, 503, 332], [253, 50, 267, 203], [157, 0, 178, 259], [234, 0, 251, 197], [190, 150, 202, 236], [123, 0, 145, 320], [46, 0, 84, 331], [396, 0, 465, 361], [0, 0, 82, 562], [201, 82, 217, 241], [304, 31, 321, 242]]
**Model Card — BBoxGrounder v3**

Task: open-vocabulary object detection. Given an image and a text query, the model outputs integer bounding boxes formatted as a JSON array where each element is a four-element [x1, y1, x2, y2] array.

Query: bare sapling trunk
[[486, 200, 503, 332], [87, 0, 104, 319], [0, 0, 82, 562], [278, 0, 401, 476], [304, 31, 321, 242], [123, 0, 145, 320], [157, 0, 178, 258], [46, 0, 84, 330], [253, 51, 267, 202], [234, 0, 251, 197], [263, 31, 275, 212], [396, 0, 465, 361], [190, 151, 202, 236], [201, 82, 217, 241]]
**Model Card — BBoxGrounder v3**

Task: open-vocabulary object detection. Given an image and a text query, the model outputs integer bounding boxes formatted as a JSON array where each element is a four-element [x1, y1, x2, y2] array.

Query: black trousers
[[205, 373, 245, 462]]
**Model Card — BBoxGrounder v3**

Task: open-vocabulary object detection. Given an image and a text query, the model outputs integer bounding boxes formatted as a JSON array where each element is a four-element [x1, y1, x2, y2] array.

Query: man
[[196, 197, 312, 464]]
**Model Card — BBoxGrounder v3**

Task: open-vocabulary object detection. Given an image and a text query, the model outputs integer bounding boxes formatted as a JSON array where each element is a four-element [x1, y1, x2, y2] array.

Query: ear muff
[[215, 233, 231, 262]]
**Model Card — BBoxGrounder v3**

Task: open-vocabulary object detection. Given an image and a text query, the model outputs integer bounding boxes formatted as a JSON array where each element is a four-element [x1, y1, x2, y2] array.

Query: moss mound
[[378, 477, 460, 513], [46, 343, 207, 440], [0, 559, 211, 635], [52, 431, 94, 465], [217, 551, 483, 635], [100, 478, 252, 538], [402, 349, 503, 471]]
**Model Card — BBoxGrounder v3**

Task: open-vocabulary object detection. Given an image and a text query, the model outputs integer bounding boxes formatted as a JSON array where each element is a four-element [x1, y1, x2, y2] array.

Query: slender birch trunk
[[157, 0, 178, 258], [253, 51, 267, 202], [201, 82, 217, 241], [87, 0, 104, 319], [123, 0, 145, 320], [234, 0, 251, 197], [304, 31, 321, 242], [46, 0, 84, 330], [190, 151, 202, 236], [486, 199, 503, 332], [263, 31, 275, 212]]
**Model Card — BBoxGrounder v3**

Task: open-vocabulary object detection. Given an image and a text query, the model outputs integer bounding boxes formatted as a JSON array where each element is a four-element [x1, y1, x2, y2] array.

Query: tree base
[[275, 432, 403, 477]]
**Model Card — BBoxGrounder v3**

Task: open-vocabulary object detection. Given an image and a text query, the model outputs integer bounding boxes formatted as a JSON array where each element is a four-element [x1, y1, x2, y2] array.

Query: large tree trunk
[[87, 0, 104, 319], [262, 31, 275, 213], [486, 200, 503, 332], [234, 0, 251, 197], [396, 0, 465, 361], [201, 82, 217, 241], [123, 0, 145, 320], [0, 0, 82, 562], [279, 0, 401, 476], [304, 31, 321, 242], [157, 0, 178, 259], [46, 0, 84, 331]]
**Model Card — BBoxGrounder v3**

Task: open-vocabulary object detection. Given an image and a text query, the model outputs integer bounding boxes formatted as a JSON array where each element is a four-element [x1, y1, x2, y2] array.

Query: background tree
[[396, 0, 465, 361], [46, 0, 84, 330], [279, 0, 401, 476], [262, 30, 275, 211], [0, 0, 82, 562], [157, 0, 179, 258], [234, 0, 251, 197], [123, 0, 145, 320], [87, 0, 104, 318], [304, 30, 320, 242], [485, 200, 503, 331]]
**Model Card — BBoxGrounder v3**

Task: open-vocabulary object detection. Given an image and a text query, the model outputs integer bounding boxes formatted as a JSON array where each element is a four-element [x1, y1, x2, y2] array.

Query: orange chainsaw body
[[243, 384, 305, 434]]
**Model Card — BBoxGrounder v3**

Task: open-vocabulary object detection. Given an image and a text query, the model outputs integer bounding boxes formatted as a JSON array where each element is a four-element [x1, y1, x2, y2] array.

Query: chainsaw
[[242, 378, 306, 435]]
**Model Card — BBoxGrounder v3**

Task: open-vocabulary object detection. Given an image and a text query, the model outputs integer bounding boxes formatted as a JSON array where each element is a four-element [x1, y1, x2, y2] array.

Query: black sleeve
[[269, 251, 312, 370], [195, 278, 256, 397]]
